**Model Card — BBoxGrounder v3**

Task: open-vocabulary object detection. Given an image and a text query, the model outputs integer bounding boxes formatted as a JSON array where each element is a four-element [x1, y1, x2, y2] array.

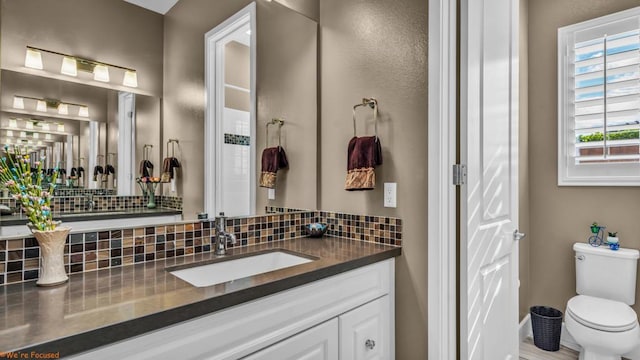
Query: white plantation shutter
[[559, 7, 640, 185]]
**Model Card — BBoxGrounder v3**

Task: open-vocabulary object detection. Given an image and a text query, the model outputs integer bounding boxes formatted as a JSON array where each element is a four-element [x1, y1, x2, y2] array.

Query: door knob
[[365, 339, 376, 350], [513, 229, 526, 241]]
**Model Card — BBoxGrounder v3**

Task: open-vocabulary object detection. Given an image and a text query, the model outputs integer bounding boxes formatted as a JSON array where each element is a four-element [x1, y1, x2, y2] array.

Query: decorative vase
[[147, 191, 157, 209], [31, 226, 70, 286], [607, 236, 619, 244], [146, 182, 158, 209]]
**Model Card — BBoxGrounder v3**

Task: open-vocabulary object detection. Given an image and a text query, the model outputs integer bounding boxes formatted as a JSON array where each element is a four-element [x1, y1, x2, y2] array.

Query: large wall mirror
[[0, 0, 318, 236]]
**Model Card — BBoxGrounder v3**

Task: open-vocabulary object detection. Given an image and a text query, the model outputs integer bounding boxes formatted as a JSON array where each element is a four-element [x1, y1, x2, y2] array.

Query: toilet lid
[[567, 295, 638, 332]]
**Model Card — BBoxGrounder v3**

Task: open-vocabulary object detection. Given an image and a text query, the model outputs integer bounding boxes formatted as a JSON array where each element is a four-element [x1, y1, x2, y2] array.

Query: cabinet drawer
[[242, 319, 339, 360]]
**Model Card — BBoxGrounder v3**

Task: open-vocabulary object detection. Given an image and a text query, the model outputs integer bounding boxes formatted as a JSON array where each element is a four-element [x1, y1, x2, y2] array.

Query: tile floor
[[520, 338, 578, 360], [520, 337, 634, 360]]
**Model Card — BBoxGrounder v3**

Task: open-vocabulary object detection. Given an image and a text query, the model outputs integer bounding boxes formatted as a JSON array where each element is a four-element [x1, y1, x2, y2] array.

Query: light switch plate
[[268, 188, 276, 200], [384, 182, 397, 208]]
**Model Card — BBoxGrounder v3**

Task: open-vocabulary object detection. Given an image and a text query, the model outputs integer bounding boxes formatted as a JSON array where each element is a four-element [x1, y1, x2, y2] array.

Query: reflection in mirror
[[205, 4, 256, 218], [1, 0, 319, 237], [202, 1, 318, 218], [0, 70, 161, 195]]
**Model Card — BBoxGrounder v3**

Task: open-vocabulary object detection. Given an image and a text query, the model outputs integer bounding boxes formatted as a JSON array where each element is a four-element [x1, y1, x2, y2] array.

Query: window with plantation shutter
[[558, 7, 640, 185]]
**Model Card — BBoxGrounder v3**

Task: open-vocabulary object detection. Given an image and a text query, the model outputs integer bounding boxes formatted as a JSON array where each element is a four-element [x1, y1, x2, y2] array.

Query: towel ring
[[167, 139, 179, 158], [143, 144, 153, 161], [266, 118, 285, 148], [352, 98, 378, 138]]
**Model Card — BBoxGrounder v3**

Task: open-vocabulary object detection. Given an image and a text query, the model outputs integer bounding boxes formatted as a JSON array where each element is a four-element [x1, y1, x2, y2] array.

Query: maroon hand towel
[[260, 146, 289, 188], [345, 136, 382, 191]]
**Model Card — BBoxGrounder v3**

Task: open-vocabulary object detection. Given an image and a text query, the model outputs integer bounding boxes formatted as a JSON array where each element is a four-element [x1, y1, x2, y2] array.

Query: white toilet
[[566, 243, 640, 360]]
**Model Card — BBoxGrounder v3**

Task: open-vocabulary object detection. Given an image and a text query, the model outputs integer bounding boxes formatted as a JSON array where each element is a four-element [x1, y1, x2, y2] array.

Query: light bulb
[[58, 103, 69, 115], [41, 123, 50, 131], [33, 133, 39, 139], [36, 100, 47, 112], [93, 64, 110, 82], [57, 124, 65, 132], [78, 106, 89, 117], [45, 134, 52, 140], [37, 141, 43, 146], [6, 131, 13, 137], [20, 132, 26, 138], [123, 70, 138, 87], [5, 138, 11, 144], [25, 121, 34, 130], [60, 56, 77, 76], [24, 48, 43, 70], [13, 96, 25, 109], [9, 119, 17, 128]]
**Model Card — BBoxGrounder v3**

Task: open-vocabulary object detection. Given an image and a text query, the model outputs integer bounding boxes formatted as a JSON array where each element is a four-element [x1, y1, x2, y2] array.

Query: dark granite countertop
[[0, 237, 401, 356], [0, 208, 182, 226]]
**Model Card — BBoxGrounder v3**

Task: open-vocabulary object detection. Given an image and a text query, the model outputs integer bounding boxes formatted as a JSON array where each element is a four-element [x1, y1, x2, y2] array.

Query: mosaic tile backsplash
[[1, 195, 183, 215], [53, 188, 117, 197], [0, 210, 401, 286]]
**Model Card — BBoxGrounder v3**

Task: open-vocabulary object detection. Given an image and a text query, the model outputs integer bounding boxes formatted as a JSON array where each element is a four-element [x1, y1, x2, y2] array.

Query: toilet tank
[[574, 243, 640, 305]]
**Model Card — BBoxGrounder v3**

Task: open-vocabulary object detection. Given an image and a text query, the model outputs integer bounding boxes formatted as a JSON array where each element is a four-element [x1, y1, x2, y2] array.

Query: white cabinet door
[[339, 296, 391, 360], [242, 319, 339, 360]]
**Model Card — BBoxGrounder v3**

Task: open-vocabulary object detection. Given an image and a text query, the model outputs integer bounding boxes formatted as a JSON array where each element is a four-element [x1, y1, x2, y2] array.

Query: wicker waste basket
[[530, 306, 563, 351]]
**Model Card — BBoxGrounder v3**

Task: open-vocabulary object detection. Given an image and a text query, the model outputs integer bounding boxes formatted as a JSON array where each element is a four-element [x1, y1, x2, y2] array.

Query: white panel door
[[339, 296, 391, 360], [460, 0, 520, 359], [242, 318, 339, 360]]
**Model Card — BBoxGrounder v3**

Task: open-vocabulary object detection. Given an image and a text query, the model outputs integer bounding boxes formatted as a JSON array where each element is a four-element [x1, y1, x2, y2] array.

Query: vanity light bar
[[58, 103, 69, 115], [78, 106, 89, 118], [60, 56, 77, 76], [12, 95, 90, 118], [36, 100, 47, 112], [24, 46, 139, 88], [24, 48, 43, 70], [12, 96, 25, 110]]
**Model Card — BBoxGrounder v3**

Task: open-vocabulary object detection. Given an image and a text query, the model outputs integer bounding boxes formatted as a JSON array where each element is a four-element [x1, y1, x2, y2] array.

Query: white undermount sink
[[169, 251, 314, 287]]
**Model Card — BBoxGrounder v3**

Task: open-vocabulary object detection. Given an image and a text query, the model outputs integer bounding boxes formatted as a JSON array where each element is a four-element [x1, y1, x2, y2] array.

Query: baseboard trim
[[519, 314, 532, 343], [519, 316, 580, 352]]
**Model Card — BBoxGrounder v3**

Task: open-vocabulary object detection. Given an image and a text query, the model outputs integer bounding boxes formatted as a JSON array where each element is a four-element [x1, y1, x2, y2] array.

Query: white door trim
[[204, 2, 257, 218], [427, 0, 458, 359], [117, 92, 136, 196]]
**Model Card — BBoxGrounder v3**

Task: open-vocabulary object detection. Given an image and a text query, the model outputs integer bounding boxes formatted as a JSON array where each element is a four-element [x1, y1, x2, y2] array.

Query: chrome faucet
[[85, 194, 95, 212], [214, 212, 237, 255]]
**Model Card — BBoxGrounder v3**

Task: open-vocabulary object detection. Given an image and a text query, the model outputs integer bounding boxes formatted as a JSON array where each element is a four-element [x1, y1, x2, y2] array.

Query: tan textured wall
[[528, 0, 640, 314], [518, 0, 530, 321], [0, 0, 164, 97], [275, 0, 319, 22], [254, 2, 317, 212], [319, 0, 428, 358], [163, 0, 317, 218]]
